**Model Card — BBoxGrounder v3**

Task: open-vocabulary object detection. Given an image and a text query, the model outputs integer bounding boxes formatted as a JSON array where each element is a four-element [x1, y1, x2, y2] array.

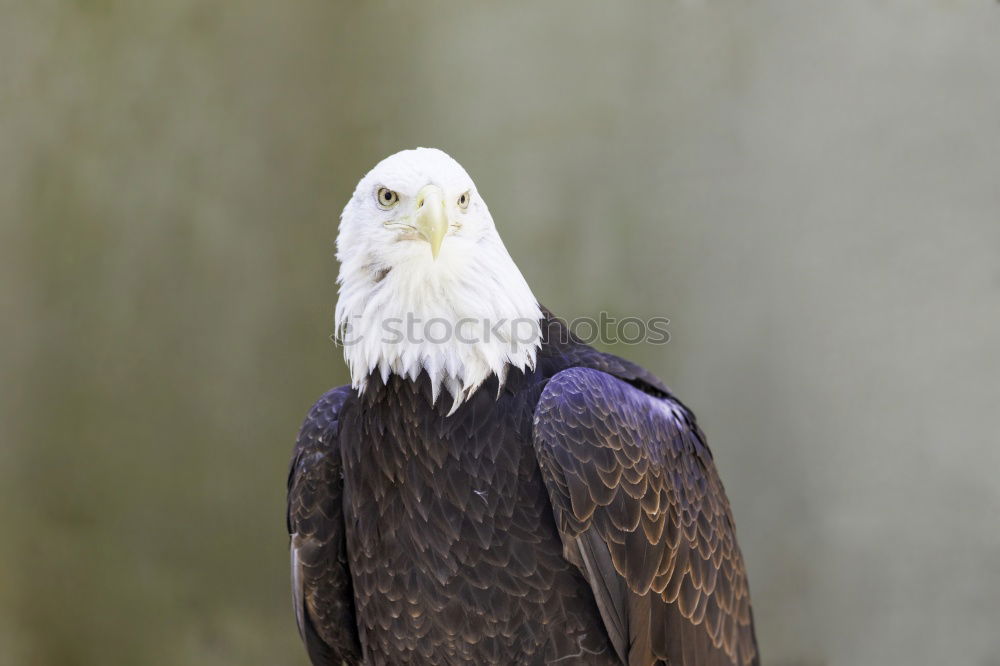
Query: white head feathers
[[335, 148, 543, 414]]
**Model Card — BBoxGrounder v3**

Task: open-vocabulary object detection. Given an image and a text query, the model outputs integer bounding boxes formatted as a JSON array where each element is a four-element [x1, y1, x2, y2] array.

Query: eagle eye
[[375, 187, 399, 209], [457, 191, 470, 210]]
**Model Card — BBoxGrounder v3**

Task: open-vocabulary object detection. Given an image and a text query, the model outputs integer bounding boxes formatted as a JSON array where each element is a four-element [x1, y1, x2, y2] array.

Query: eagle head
[[334, 148, 543, 414]]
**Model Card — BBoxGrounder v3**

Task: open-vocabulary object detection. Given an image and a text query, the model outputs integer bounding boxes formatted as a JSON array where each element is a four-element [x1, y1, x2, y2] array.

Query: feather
[[533, 366, 759, 665]]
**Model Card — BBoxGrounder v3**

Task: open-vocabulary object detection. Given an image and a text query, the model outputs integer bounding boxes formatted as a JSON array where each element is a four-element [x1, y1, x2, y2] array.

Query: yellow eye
[[375, 187, 399, 209], [457, 191, 470, 210]]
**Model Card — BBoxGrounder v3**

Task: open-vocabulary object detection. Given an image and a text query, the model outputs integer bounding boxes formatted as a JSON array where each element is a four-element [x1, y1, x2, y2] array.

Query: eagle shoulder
[[287, 385, 363, 666], [532, 366, 758, 666]]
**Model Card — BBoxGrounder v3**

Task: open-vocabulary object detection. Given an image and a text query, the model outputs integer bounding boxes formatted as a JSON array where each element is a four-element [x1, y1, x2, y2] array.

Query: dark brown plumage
[[287, 312, 758, 665]]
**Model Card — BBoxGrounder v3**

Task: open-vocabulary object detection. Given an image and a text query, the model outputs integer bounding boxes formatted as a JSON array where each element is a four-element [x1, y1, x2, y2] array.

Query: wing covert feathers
[[533, 367, 758, 666], [287, 386, 363, 666]]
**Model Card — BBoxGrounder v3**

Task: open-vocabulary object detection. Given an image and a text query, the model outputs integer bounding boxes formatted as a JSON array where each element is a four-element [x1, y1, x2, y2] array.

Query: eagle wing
[[287, 386, 363, 665], [532, 367, 758, 666]]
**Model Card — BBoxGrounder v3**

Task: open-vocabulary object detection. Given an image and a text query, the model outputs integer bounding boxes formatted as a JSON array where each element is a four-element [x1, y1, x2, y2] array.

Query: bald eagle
[[287, 148, 758, 666]]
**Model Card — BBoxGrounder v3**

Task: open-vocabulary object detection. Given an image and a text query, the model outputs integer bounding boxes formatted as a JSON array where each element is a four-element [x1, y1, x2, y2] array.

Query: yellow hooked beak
[[415, 184, 448, 260]]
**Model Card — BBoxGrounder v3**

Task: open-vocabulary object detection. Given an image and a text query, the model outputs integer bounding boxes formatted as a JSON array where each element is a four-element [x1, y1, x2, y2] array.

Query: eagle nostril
[[416, 197, 424, 209]]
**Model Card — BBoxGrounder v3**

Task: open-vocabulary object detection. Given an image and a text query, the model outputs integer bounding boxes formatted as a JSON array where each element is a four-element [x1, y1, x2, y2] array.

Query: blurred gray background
[[2, 1, 999, 665]]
